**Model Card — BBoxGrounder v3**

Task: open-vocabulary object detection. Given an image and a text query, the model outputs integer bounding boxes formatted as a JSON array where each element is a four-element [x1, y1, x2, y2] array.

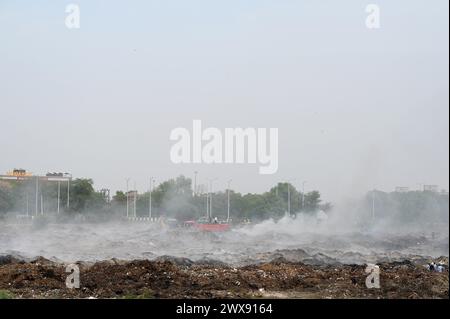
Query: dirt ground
[[0, 255, 448, 299]]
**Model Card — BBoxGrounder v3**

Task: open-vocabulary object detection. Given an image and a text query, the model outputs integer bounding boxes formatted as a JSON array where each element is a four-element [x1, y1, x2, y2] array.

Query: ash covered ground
[[0, 216, 448, 298]]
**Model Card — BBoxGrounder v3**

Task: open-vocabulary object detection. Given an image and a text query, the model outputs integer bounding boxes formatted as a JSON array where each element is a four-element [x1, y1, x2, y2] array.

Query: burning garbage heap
[[0, 255, 448, 299]]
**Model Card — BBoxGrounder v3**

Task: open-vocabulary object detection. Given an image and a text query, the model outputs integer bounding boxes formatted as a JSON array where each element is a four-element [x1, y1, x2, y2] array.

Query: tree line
[[0, 176, 328, 221], [1, 176, 447, 226]]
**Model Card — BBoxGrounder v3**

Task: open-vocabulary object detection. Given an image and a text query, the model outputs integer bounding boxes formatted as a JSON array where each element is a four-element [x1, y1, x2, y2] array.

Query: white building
[[423, 185, 439, 192]]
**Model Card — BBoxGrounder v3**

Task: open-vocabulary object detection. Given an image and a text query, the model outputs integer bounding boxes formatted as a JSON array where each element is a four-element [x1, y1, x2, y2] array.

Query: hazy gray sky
[[0, 0, 448, 203]]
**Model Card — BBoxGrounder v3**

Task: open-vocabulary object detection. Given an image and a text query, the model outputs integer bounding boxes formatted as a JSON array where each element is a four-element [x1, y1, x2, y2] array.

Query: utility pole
[[227, 179, 232, 222]]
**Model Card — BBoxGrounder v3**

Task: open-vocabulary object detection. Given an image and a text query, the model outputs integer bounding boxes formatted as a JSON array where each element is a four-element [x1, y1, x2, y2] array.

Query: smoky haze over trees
[[0, 176, 448, 231], [363, 190, 449, 230], [113, 176, 328, 221]]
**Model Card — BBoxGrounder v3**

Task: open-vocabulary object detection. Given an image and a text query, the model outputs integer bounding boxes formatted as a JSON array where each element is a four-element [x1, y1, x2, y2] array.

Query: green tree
[[303, 191, 321, 213], [68, 179, 106, 212], [0, 182, 14, 214], [113, 191, 127, 203]]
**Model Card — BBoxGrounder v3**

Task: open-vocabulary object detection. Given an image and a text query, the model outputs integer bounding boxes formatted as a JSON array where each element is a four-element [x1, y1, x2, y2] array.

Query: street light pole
[[209, 181, 213, 220], [227, 179, 232, 222], [208, 178, 218, 221], [205, 192, 209, 219], [126, 178, 130, 218], [57, 181, 61, 214], [286, 179, 297, 216], [65, 173, 72, 210], [194, 171, 198, 197], [35, 176, 39, 216], [153, 179, 157, 218], [149, 177, 153, 219], [302, 181, 307, 211], [67, 179, 70, 209], [133, 182, 137, 218], [287, 183, 291, 215], [40, 193, 44, 215], [26, 192, 29, 217]]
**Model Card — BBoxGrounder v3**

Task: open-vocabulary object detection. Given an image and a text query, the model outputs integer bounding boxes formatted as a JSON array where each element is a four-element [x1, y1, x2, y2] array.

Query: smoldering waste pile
[[0, 254, 448, 298], [0, 219, 448, 298]]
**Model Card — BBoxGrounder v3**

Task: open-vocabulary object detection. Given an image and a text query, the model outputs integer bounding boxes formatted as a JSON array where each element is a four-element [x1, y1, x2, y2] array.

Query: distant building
[[46, 172, 64, 177], [127, 190, 138, 198], [423, 185, 439, 192], [440, 189, 449, 196], [395, 187, 409, 193], [6, 168, 32, 177]]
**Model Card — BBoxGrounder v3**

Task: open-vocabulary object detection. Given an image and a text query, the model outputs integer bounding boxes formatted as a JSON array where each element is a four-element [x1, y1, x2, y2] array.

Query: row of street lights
[[206, 177, 308, 220], [124, 175, 226, 221], [202, 177, 232, 222], [123, 173, 308, 221], [0, 172, 72, 217]]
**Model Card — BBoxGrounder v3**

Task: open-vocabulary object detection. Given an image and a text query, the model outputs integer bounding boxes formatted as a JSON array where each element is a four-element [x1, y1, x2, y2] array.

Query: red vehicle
[[184, 218, 230, 232]]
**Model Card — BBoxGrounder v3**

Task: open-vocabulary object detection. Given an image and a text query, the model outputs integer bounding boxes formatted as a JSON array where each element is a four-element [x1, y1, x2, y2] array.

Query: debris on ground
[[0, 255, 447, 299]]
